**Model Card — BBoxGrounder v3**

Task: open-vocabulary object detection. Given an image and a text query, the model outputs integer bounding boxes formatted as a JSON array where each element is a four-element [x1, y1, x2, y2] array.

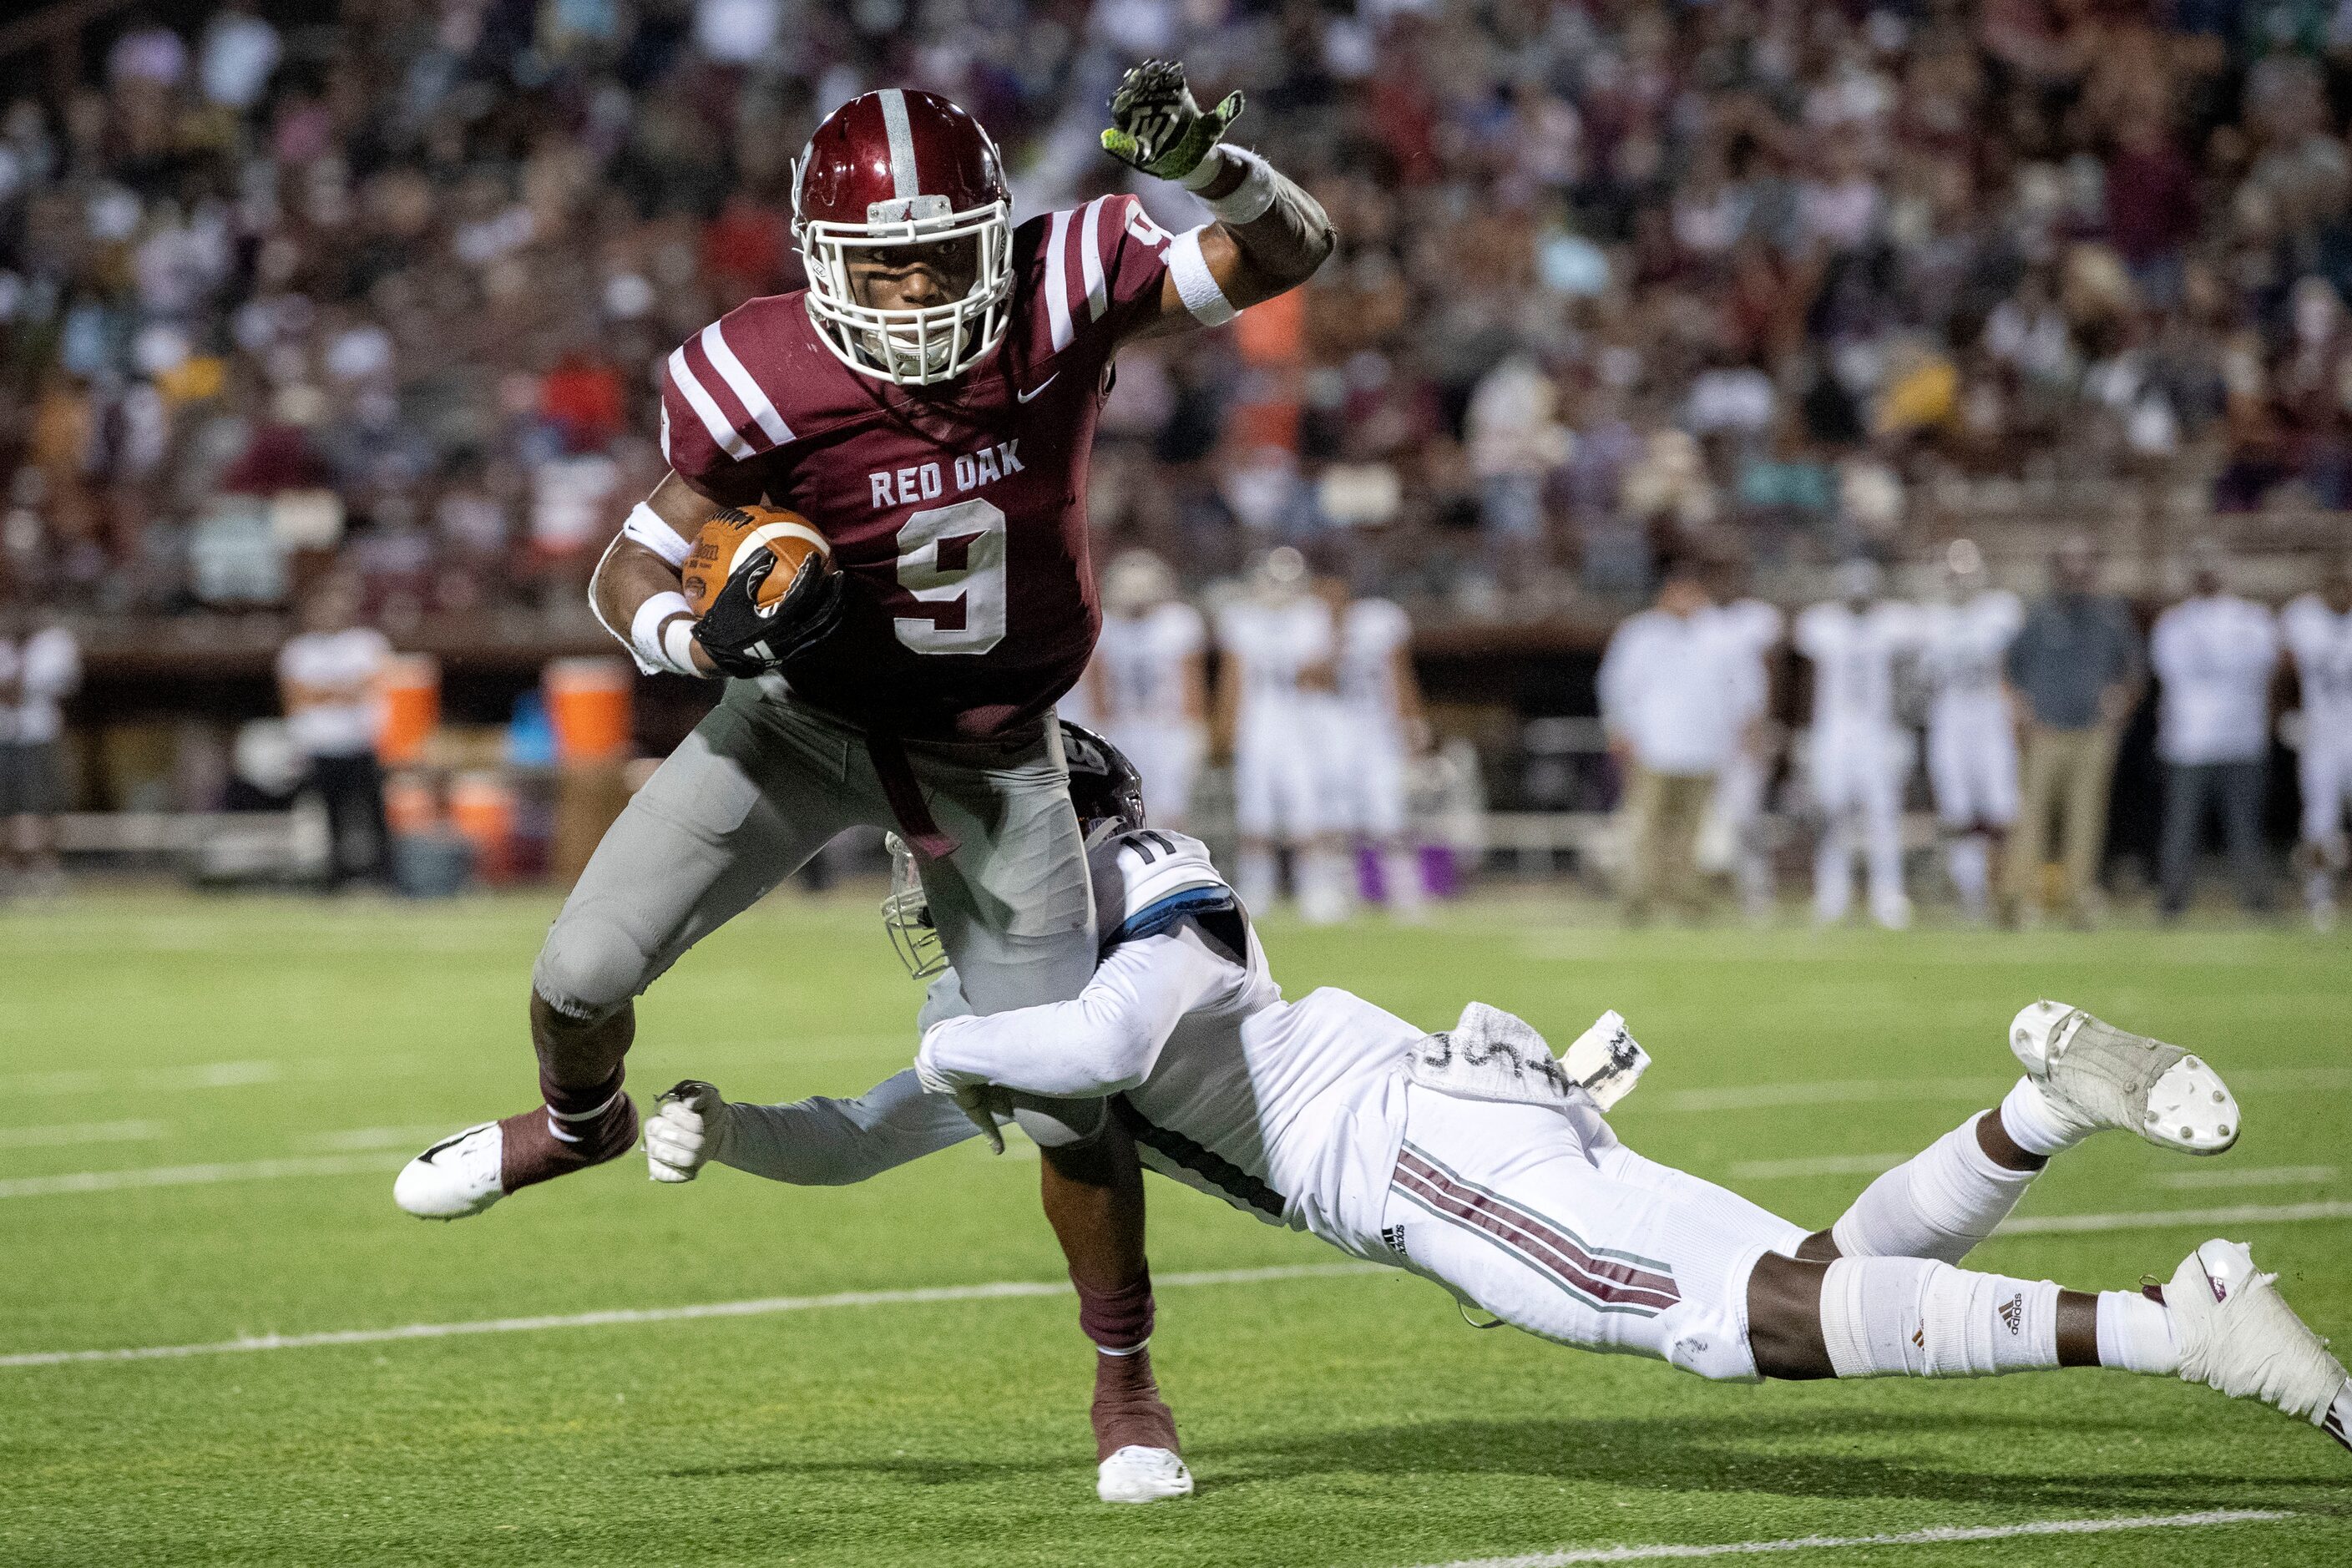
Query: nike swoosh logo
[[416, 1125, 488, 1164], [1016, 374, 1058, 404]]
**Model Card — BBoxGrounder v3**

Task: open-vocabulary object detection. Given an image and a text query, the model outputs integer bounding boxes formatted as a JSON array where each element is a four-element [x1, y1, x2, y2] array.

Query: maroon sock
[[1075, 1270, 1155, 1352], [499, 1067, 637, 1193], [1076, 1272, 1177, 1458]]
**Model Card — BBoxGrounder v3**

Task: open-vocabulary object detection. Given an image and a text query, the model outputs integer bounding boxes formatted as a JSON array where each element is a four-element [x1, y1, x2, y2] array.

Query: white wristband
[[631, 591, 698, 676], [1185, 145, 1277, 225], [622, 502, 693, 569], [662, 616, 702, 676], [1166, 227, 1237, 327]]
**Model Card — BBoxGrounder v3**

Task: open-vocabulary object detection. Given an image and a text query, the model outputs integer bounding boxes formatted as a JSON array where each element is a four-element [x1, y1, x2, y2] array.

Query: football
[[680, 504, 833, 616]]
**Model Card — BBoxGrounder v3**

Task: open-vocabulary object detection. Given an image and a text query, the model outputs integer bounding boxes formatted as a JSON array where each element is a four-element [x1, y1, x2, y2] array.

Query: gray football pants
[[532, 679, 1096, 1029]]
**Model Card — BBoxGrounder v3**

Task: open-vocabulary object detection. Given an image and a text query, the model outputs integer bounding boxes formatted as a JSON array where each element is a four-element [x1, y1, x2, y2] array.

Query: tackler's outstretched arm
[[916, 931, 1232, 1101]]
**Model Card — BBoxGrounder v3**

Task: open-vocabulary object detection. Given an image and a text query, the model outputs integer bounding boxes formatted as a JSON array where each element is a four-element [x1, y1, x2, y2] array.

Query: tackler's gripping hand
[[913, 1042, 1011, 1156], [691, 549, 847, 679], [647, 1080, 734, 1183], [1101, 59, 1243, 182]]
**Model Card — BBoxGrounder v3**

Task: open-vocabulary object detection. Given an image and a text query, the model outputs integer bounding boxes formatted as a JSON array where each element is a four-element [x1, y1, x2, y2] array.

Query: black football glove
[[691, 549, 847, 678], [1101, 58, 1243, 182]]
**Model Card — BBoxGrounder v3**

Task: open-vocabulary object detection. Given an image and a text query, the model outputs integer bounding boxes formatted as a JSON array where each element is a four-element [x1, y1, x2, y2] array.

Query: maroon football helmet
[[793, 89, 1014, 386]]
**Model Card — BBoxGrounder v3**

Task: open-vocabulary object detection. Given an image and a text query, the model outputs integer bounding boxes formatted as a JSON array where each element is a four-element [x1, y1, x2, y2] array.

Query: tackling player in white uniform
[[2283, 560, 2352, 927], [1316, 574, 1429, 919], [1087, 551, 1209, 832], [1917, 540, 2025, 922], [1709, 589, 1783, 919], [645, 725, 2352, 1498], [1795, 560, 1921, 928], [1216, 547, 1346, 921]]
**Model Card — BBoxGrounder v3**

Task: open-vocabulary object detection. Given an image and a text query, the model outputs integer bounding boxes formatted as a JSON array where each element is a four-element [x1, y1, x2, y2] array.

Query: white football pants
[[1373, 1085, 1808, 1383], [1810, 723, 1909, 927]]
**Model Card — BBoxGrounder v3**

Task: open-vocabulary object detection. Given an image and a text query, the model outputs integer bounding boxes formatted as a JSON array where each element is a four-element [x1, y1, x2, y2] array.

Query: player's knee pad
[[530, 903, 655, 1024], [1820, 1257, 2058, 1378]]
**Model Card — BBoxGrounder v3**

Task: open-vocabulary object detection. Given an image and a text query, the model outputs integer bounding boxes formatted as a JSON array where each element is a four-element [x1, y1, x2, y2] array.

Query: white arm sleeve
[[917, 930, 1234, 1100], [718, 1070, 983, 1186]]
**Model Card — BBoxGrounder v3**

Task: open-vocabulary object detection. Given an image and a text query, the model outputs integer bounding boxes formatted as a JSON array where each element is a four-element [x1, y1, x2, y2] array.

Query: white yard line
[[1661, 1078, 2005, 1113], [1996, 1199, 2352, 1235], [9, 1192, 2352, 1368], [0, 1262, 1383, 1369], [0, 1153, 396, 1199], [0, 1120, 165, 1150], [2153, 1164, 2337, 1191], [1409, 1509, 2294, 1568], [1727, 1154, 1905, 1180], [1660, 1064, 2352, 1115]]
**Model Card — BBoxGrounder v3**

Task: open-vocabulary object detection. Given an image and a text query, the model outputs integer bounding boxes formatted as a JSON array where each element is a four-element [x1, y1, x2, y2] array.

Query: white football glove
[[646, 1079, 734, 1183]]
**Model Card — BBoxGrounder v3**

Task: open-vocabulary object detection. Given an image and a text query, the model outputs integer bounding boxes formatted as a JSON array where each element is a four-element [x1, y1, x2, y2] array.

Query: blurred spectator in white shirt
[[0, 594, 81, 893], [2151, 544, 2279, 916], [199, 2, 281, 110], [1465, 356, 1570, 579], [277, 574, 392, 891], [695, 0, 782, 64], [1598, 562, 1750, 921]]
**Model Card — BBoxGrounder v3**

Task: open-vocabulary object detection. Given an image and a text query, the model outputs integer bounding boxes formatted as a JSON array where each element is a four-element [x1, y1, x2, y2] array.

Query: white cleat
[[394, 1121, 505, 1220], [2165, 1239, 2351, 1451], [2009, 1000, 2239, 1155], [1096, 1444, 1193, 1503]]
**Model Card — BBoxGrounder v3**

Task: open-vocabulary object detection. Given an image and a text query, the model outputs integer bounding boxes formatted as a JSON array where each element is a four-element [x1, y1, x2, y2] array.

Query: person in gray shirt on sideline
[[2001, 538, 2142, 926]]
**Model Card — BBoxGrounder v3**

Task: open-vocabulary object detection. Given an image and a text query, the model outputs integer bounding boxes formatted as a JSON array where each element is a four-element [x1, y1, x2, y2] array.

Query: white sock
[[1948, 835, 1990, 914], [1381, 847, 1423, 916], [1237, 847, 1277, 911], [1999, 1075, 2092, 1156], [2095, 1290, 2181, 1375], [2327, 1383, 2352, 1449], [1818, 1257, 2061, 1378], [1828, 1113, 2039, 1264]]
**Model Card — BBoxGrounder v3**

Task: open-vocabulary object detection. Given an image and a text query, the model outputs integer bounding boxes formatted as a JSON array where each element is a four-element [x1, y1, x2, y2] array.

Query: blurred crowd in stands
[[7, 0, 2352, 631]]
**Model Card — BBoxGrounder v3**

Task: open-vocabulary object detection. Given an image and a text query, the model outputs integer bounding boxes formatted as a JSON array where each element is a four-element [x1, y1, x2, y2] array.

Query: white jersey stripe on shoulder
[[1043, 209, 1075, 352], [701, 321, 792, 449], [1167, 227, 1236, 327], [878, 89, 919, 200], [1079, 196, 1110, 321], [667, 346, 755, 463]]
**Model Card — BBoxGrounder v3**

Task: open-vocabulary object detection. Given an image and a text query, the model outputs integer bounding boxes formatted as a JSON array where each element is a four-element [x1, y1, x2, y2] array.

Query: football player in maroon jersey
[[396, 63, 1332, 1500]]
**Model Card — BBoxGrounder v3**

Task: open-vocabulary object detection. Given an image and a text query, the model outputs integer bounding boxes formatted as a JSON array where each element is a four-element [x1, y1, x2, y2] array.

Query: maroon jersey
[[661, 195, 1185, 739]]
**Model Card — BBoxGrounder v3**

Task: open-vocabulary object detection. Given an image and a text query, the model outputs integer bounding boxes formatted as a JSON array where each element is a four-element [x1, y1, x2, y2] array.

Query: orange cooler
[[449, 770, 518, 883], [544, 657, 633, 764], [377, 654, 441, 766]]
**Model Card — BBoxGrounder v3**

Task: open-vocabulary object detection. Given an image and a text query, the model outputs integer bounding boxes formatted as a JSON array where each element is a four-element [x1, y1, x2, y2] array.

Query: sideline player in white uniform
[[1708, 582, 1783, 919], [647, 725, 2352, 1495], [1795, 560, 1920, 928], [1216, 547, 1345, 920], [1317, 573, 1429, 919], [1085, 551, 1208, 832], [1917, 540, 2024, 922], [2283, 559, 2352, 927]]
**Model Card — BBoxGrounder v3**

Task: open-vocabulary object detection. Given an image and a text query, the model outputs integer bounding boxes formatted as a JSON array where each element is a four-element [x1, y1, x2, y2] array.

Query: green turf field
[[2, 890, 2347, 1567]]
